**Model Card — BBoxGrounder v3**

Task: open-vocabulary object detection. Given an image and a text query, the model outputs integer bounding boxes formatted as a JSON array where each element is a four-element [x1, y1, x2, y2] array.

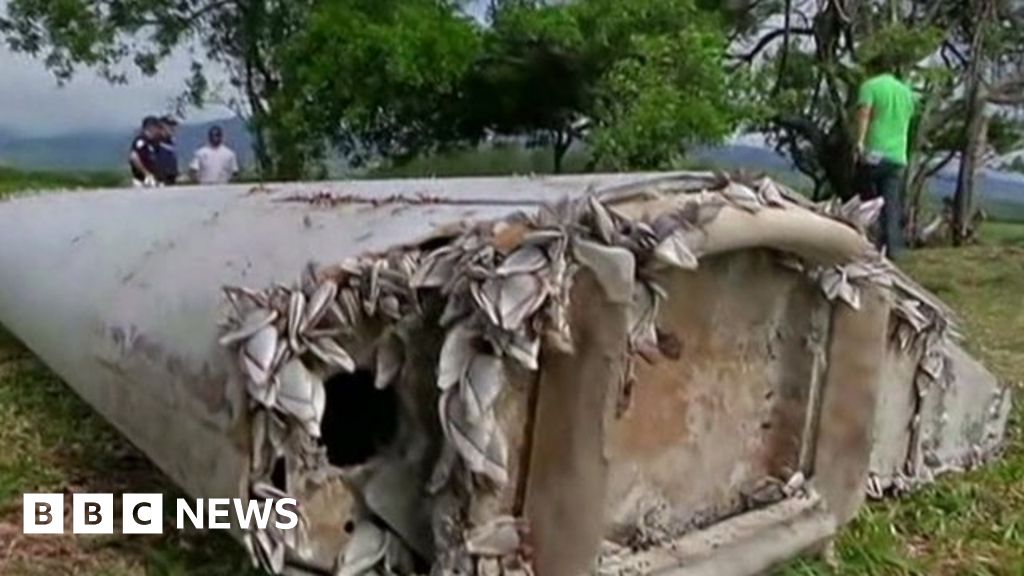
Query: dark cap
[[160, 115, 179, 126], [209, 125, 223, 136], [142, 116, 161, 128]]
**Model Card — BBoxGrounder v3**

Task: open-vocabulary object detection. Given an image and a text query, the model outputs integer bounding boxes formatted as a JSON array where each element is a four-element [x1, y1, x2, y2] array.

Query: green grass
[[0, 166, 124, 197]]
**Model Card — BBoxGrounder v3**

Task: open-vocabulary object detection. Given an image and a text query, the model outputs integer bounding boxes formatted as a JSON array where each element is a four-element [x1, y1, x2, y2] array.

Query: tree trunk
[[952, 105, 989, 245], [903, 89, 940, 242], [952, 0, 993, 246]]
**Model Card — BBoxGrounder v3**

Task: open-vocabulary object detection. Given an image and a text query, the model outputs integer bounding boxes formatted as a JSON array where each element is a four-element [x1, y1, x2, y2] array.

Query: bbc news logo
[[23, 494, 298, 534]]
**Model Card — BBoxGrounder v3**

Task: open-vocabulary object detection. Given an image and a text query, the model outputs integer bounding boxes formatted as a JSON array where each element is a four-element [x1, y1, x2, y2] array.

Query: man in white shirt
[[189, 126, 240, 184]]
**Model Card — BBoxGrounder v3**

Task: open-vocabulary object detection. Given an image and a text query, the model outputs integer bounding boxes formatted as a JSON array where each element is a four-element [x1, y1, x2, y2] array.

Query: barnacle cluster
[[219, 173, 962, 575]]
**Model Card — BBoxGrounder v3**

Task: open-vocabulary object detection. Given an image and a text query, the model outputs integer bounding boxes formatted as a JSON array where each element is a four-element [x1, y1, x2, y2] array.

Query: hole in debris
[[271, 457, 287, 491], [321, 369, 399, 467], [418, 234, 456, 252]]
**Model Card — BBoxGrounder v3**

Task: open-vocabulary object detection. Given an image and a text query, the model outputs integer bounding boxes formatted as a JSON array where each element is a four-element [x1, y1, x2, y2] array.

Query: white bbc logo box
[[23, 493, 163, 535], [23, 493, 298, 534]]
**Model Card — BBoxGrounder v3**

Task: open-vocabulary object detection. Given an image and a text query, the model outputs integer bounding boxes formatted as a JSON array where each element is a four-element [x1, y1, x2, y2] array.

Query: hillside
[[2, 125, 1023, 220]]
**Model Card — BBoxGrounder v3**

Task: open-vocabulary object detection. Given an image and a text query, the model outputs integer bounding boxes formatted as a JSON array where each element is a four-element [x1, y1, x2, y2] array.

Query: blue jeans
[[860, 160, 905, 257]]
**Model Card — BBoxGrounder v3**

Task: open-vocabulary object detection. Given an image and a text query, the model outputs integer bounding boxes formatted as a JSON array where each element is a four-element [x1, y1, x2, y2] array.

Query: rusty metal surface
[[604, 250, 825, 541], [598, 492, 836, 576]]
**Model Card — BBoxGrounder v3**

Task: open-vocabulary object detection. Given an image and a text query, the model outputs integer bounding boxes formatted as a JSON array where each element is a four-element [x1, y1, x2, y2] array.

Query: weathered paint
[[0, 173, 1010, 575], [0, 176, 655, 570], [811, 285, 890, 524], [523, 270, 630, 576], [605, 250, 825, 538]]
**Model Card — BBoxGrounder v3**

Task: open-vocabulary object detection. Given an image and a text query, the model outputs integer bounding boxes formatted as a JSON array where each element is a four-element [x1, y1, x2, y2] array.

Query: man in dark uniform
[[155, 115, 180, 185], [129, 116, 161, 187]]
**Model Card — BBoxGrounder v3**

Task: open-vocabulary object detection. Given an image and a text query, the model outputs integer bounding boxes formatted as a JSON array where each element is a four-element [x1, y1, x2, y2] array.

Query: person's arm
[[129, 152, 149, 177], [855, 81, 874, 158], [855, 107, 871, 158], [129, 139, 156, 184], [229, 151, 240, 181], [188, 152, 201, 183]]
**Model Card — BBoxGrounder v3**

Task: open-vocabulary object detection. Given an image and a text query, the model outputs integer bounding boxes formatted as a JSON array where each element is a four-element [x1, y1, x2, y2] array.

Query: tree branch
[[130, 0, 237, 29], [942, 40, 969, 67], [925, 149, 958, 178], [987, 72, 1024, 104], [774, 0, 793, 93], [730, 27, 814, 62]]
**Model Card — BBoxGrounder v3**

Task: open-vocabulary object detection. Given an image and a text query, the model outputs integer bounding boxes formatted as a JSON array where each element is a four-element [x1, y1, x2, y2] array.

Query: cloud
[[0, 44, 233, 137]]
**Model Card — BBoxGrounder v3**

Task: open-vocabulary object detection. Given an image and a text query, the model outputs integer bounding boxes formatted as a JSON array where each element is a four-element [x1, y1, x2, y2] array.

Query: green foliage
[[1, 0, 319, 178], [987, 114, 1024, 155], [858, 23, 945, 75], [0, 166, 124, 198], [1007, 156, 1024, 175], [2, 0, 740, 175], [278, 0, 481, 165], [730, 1, 1002, 199], [591, 29, 735, 169], [458, 1, 589, 149], [464, 0, 741, 171]]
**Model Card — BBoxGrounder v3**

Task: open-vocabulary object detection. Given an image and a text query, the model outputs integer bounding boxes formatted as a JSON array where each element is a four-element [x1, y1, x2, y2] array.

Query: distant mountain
[[0, 117, 253, 172], [1, 125, 1021, 219], [698, 144, 1024, 213]]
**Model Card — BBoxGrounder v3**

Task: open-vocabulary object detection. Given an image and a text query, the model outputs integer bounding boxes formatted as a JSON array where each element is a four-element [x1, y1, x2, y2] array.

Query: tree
[[585, 5, 742, 170], [730, 0, 1024, 242], [0, 0, 319, 179], [274, 0, 481, 168], [459, 0, 742, 172], [948, 0, 1024, 244], [731, 2, 947, 200], [458, 1, 590, 173]]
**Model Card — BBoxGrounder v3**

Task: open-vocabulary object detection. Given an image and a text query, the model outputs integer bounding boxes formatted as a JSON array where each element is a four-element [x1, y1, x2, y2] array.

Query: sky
[[0, 0, 490, 138], [0, 45, 233, 137], [0, 0, 232, 136]]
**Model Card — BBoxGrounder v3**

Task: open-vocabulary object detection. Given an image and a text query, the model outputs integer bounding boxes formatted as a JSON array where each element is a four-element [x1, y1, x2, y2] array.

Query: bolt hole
[[320, 369, 399, 467]]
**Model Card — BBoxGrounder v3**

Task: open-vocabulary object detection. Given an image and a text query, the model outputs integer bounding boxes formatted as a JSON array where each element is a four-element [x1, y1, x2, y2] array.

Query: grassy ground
[[0, 167, 123, 198], [0, 168, 1021, 574]]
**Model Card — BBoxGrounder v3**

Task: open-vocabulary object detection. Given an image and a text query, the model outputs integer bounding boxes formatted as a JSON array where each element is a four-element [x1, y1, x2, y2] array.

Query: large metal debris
[[0, 172, 1011, 575]]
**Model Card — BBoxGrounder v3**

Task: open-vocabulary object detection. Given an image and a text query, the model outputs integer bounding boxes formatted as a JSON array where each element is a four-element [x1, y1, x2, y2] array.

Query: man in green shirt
[[855, 54, 915, 257]]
